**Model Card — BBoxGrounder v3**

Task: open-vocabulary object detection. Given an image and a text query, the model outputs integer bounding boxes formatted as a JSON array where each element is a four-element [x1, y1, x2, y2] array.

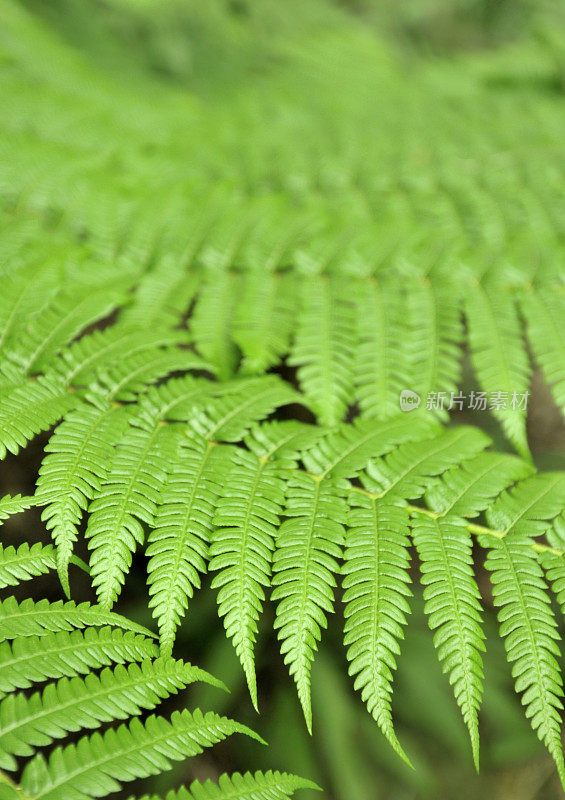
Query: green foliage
[[342, 500, 412, 765], [1, 0, 565, 794], [133, 771, 319, 800], [0, 597, 311, 799], [483, 536, 565, 782], [413, 516, 485, 770]]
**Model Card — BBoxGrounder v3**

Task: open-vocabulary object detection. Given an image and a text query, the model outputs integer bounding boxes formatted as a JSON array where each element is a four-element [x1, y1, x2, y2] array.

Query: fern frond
[[0, 657, 221, 770], [353, 277, 406, 419], [140, 376, 218, 423], [483, 535, 565, 784], [55, 327, 192, 388], [520, 286, 565, 417], [0, 597, 155, 640], [94, 347, 210, 402], [147, 437, 231, 654], [190, 377, 302, 443], [0, 596, 303, 800], [342, 498, 412, 764], [487, 473, 565, 538], [120, 258, 199, 330], [211, 426, 301, 709], [191, 269, 240, 380], [549, 512, 565, 549], [35, 401, 130, 596], [362, 426, 490, 502], [20, 709, 260, 800], [272, 473, 347, 731], [0, 543, 55, 590], [0, 377, 77, 459], [0, 269, 57, 358], [244, 421, 322, 462], [233, 272, 296, 374], [412, 515, 485, 769], [425, 451, 534, 518], [465, 277, 531, 458], [86, 418, 179, 609], [405, 276, 462, 419], [0, 494, 34, 524], [288, 276, 355, 426], [540, 552, 565, 621], [0, 627, 158, 698], [300, 414, 436, 479], [131, 770, 319, 800], [4, 286, 126, 377]]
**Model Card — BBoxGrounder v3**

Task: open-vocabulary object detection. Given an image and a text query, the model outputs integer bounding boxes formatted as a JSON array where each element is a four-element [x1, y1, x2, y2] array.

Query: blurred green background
[[1, 0, 565, 798]]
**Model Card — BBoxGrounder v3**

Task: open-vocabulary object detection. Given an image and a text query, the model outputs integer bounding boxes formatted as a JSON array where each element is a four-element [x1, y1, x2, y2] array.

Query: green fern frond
[[0, 597, 155, 640], [244, 421, 322, 462], [520, 286, 565, 417], [131, 770, 319, 800], [405, 276, 462, 419], [362, 426, 490, 502], [0, 596, 301, 800], [54, 327, 192, 388], [0, 543, 55, 590], [549, 512, 565, 549], [189, 377, 302, 443], [0, 494, 34, 524], [147, 436, 230, 654], [425, 451, 534, 518], [120, 259, 199, 331], [483, 535, 565, 784], [300, 414, 436, 479], [272, 473, 347, 731], [4, 286, 126, 377], [0, 597, 309, 800], [3, 3, 565, 788], [233, 272, 296, 374], [0, 268, 58, 358], [191, 269, 240, 380], [140, 376, 218, 424], [94, 347, 210, 402], [413, 515, 485, 770], [35, 400, 130, 596], [0, 627, 158, 698], [21, 709, 260, 800], [353, 277, 406, 420], [465, 276, 531, 458], [0, 657, 221, 770], [86, 418, 179, 609], [540, 551, 565, 620], [343, 498, 412, 764], [211, 424, 306, 709], [288, 276, 355, 426], [487, 473, 565, 537], [0, 377, 77, 459]]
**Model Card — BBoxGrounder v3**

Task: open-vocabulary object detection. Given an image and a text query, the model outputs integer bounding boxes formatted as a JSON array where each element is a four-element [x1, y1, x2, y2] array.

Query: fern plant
[[2, 0, 565, 795]]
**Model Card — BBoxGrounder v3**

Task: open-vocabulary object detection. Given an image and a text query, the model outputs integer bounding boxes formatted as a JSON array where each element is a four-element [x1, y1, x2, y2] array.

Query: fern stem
[[341, 484, 565, 557], [69, 554, 91, 574]]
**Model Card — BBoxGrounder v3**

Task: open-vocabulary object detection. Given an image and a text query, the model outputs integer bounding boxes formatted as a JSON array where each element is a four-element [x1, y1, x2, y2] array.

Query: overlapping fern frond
[[0, 596, 312, 800], [3, 396, 565, 778]]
